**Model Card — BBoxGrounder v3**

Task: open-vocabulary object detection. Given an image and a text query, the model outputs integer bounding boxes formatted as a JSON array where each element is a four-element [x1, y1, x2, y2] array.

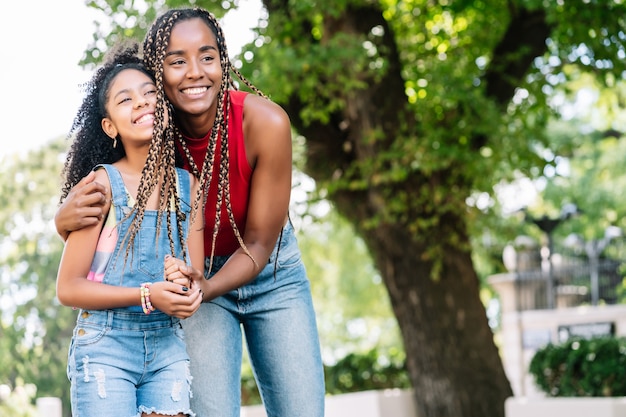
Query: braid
[[201, 8, 259, 271], [119, 13, 189, 263], [230, 65, 268, 99]]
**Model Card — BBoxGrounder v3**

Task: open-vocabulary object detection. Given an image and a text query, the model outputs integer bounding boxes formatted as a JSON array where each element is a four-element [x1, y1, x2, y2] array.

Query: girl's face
[[101, 69, 157, 146], [162, 17, 223, 121]]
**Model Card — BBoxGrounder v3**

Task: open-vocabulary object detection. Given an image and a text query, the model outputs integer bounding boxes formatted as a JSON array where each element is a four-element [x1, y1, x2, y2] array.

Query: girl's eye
[[146, 89, 157, 96], [117, 97, 131, 105]]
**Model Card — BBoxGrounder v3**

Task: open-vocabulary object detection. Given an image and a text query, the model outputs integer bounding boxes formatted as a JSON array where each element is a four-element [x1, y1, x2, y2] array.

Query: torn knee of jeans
[[139, 405, 194, 416]]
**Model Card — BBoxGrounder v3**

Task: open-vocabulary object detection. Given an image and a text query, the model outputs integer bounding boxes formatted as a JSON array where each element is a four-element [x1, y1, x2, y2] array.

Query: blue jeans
[[67, 310, 194, 417], [182, 221, 325, 417]]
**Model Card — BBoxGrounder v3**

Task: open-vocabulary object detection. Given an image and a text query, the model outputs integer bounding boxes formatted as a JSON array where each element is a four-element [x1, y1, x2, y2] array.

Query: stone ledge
[[241, 389, 417, 417], [506, 397, 626, 417]]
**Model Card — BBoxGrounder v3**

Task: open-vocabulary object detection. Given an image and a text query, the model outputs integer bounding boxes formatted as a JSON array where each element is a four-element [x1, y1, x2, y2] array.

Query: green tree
[[0, 138, 74, 414], [80, 1, 626, 415], [536, 74, 626, 242]]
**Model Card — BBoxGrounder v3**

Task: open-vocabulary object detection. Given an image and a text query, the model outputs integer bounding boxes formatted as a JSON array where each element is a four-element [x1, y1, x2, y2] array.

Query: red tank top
[[181, 90, 252, 256]]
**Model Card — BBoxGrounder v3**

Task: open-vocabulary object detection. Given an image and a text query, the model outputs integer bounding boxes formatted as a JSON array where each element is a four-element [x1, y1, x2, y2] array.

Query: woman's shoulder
[[242, 93, 290, 129], [241, 93, 292, 161]]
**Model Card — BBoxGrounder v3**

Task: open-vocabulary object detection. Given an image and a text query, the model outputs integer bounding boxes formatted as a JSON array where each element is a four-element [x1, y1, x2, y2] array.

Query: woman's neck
[[176, 110, 216, 139]]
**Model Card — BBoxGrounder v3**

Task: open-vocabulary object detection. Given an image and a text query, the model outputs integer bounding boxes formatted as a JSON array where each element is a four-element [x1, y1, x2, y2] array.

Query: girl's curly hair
[[60, 42, 150, 202], [60, 41, 190, 263]]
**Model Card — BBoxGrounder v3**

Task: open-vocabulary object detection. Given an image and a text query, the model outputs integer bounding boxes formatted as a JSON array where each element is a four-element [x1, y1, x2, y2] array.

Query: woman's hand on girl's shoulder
[[55, 170, 110, 240]]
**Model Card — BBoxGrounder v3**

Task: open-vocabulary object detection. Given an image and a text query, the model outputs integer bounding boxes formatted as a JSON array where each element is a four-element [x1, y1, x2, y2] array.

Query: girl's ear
[[101, 118, 118, 143]]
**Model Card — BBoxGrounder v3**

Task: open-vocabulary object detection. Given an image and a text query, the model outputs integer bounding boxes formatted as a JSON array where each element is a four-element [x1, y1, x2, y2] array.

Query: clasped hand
[[146, 255, 204, 319]]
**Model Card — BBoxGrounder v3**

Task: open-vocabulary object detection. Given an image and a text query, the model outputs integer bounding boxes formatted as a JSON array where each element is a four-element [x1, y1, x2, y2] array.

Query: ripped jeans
[[67, 309, 194, 417]]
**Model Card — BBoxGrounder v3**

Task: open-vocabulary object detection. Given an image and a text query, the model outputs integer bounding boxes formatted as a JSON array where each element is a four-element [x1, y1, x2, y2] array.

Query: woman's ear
[[101, 118, 118, 142]]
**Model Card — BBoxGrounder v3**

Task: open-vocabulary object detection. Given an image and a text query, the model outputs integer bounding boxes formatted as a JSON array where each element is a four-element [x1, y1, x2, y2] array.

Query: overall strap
[[175, 167, 192, 216], [93, 164, 130, 213]]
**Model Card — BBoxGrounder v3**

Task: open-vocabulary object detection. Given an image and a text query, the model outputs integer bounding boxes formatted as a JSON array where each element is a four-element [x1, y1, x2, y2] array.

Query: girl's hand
[[164, 254, 209, 301], [148, 280, 202, 319], [164, 255, 192, 288]]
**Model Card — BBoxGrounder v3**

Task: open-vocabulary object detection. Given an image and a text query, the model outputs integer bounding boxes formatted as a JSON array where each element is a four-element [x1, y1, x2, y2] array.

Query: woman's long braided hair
[[143, 7, 269, 272], [60, 42, 191, 264]]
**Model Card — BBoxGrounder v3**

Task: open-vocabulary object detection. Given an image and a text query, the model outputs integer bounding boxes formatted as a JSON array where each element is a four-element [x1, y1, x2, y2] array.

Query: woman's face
[[101, 69, 157, 146], [163, 17, 223, 119]]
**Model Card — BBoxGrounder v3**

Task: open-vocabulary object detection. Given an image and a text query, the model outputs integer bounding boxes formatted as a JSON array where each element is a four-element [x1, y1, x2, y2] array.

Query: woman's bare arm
[[55, 170, 109, 241]]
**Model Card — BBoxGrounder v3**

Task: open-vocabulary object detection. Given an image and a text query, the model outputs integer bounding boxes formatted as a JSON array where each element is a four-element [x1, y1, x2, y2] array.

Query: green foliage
[[529, 337, 626, 397], [0, 381, 38, 417], [0, 137, 75, 415], [324, 348, 410, 395], [523, 91, 626, 247], [80, 0, 234, 68], [240, 362, 262, 406]]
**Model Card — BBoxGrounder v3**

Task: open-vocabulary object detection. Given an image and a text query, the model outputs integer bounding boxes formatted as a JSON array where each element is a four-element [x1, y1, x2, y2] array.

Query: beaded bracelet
[[140, 282, 155, 315]]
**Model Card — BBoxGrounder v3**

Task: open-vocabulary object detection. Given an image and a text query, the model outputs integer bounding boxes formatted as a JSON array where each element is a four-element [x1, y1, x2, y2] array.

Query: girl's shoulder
[[92, 165, 114, 195]]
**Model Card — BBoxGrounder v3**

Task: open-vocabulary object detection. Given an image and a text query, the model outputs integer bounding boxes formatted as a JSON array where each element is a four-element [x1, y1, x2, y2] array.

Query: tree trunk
[[270, 2, 552, 416], [360, 216, 512, 417]]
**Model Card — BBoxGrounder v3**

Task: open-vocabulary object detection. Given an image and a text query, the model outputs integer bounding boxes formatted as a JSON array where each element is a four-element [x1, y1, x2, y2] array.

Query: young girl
[[56, 43, 203, 417]]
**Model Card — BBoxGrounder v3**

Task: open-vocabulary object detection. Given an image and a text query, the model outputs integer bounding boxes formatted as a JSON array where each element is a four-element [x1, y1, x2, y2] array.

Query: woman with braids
[[55, 7, 325, 417], [56, 42, 205, 417]]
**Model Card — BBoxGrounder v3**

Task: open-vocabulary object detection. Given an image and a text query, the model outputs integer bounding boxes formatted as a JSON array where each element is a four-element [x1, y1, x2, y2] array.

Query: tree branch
[[484, 8, 552, 107]]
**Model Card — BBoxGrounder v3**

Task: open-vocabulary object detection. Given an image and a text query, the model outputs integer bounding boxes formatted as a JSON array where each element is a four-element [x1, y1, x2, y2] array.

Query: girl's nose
[[135, 96, 149, 108]]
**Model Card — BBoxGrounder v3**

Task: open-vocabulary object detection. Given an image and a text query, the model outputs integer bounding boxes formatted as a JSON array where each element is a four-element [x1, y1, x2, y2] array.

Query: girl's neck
[[113, 142, 150, 175], [113, 146, 149, 175]]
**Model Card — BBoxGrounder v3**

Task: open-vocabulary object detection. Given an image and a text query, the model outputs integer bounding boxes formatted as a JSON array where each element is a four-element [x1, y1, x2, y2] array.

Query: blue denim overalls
[[67, 164, 195, 417]]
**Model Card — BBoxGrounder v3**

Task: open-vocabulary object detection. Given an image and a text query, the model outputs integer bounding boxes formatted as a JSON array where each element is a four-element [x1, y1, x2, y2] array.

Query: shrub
[[323, 348, 410, 395], [528, 336, 626, 397], [241, 348, 410, 405]]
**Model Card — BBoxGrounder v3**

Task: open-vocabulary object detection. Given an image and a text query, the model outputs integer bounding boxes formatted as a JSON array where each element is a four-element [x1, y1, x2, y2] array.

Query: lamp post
[[525, 204, 580, 309], [585, 226, 622, 306]]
